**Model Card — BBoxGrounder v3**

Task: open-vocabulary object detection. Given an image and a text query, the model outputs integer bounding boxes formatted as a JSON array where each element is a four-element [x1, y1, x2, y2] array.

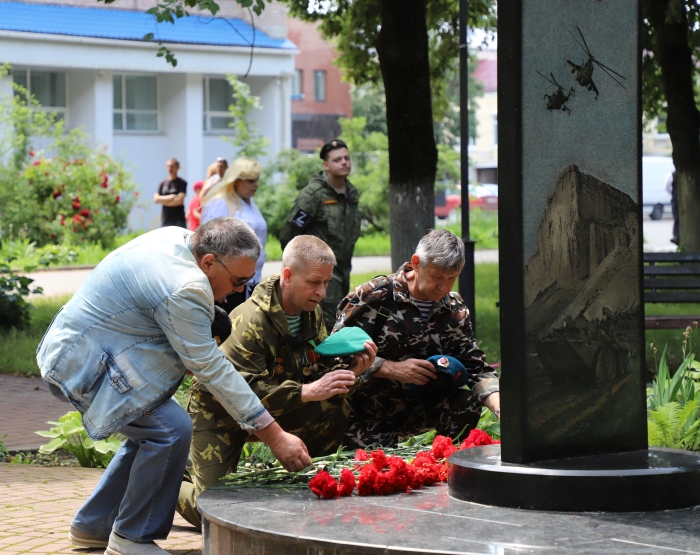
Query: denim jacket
[[36, 227, 273, 440]]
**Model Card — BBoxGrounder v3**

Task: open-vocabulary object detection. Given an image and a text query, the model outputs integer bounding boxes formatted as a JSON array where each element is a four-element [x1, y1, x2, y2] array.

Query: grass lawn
[[4, 262, 695, 376]]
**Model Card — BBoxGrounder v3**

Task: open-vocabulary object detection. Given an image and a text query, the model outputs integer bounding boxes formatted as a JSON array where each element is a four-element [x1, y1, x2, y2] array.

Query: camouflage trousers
[[343, 378, 482, 449], [176, 382, 350, 529]]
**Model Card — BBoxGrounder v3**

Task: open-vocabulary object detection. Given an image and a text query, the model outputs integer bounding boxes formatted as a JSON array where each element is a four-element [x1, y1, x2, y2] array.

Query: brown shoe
[[68, 526, 109, 548]]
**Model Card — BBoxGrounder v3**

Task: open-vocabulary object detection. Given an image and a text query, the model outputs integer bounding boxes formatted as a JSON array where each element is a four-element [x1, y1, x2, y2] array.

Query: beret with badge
[[319, 139, 348, 160], [211, 305, 232, 346], [409, 355, 468, 401]]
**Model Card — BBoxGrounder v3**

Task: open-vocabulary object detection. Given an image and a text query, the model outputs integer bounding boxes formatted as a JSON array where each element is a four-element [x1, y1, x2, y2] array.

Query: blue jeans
[[72, 399, 192, 542]]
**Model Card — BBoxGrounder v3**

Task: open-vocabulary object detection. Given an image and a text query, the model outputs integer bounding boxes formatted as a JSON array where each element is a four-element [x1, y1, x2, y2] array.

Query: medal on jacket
[[274, 357, 284, 375], [301, 349, 320, 376]]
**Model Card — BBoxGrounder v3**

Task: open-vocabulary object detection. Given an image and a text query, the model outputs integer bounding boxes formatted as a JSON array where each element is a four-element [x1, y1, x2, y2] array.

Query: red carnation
[[373, 472, 395, 496], [387, 456, 411, 492], [355, 449, 370, 462], [458, 429, 498, 450], [357, 464, 378, 496], [371, 449, 388, 471], [72, 198, 81, 210], [338, 468, 355, 497], [52, 189, 61, 199], [80, 209, 90, 217], [431, 435, 457, 461], [309, 470, 338, 500]]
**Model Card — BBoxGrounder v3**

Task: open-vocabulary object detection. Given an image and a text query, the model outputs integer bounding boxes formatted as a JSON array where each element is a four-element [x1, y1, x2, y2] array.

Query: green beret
[[315, 326, 371, 357]]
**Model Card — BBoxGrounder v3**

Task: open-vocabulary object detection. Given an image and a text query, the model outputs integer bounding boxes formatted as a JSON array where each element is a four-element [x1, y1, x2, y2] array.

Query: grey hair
[[282, 235, 336, 270], [414, 229, 465, 272], [191, 217, 261, 262]]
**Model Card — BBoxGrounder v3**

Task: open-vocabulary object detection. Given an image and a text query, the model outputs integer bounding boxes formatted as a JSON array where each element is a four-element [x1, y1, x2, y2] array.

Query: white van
[[642, 156, 674, 220]]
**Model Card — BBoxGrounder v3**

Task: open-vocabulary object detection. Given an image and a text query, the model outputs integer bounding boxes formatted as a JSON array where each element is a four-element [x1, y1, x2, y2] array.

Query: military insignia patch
[[324, 199, 339, 205], [437, 356, 450, 368], [291, 210, 308, 228]]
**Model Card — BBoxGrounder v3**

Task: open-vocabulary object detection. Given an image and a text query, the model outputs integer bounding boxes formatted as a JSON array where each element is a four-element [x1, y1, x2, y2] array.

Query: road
[[22, 216, 674, 299]]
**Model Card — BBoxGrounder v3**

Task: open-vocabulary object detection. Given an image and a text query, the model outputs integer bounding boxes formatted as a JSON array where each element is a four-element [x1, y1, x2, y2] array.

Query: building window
[[313, 70, 326, 102], [113, 74, 158, 131], [292, 69, 303, 100], [492, 114, 498, 146], [13, 69, 66, 121], [203, 77, 234, 132]]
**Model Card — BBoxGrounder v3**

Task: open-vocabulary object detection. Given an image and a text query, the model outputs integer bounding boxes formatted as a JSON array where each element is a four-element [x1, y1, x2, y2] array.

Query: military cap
[[314, 326, 371, 356], [409, 355, 468, 401], [319, 139, 348, 160], [211, 305, 232, 346]]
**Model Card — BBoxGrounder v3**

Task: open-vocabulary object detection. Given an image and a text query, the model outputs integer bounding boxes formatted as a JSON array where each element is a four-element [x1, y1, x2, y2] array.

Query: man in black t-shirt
[[154, 158, 187, 228]]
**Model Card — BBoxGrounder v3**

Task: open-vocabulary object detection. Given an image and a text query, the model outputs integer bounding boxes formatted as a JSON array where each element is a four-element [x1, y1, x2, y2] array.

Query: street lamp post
[[458, 0, 477, 335]]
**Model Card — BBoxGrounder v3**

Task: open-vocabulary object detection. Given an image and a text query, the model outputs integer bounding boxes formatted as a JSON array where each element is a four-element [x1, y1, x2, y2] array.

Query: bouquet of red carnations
[[308, 429, 499, 499]]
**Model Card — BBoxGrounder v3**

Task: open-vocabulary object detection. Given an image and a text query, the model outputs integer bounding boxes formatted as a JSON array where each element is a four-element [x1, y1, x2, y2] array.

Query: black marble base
[[448, 445, 700, 512], [198, 481, 700, 555]]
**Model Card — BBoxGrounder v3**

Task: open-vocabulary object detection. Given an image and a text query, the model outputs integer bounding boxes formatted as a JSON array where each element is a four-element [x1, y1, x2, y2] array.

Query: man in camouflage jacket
[[279, 139, 361, 331], [177, 236, 376, 529], [334, 229, 501, 448]]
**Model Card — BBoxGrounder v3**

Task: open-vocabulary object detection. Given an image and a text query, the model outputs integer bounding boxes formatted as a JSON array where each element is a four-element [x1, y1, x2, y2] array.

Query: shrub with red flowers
[[0, 78, 138, 248]]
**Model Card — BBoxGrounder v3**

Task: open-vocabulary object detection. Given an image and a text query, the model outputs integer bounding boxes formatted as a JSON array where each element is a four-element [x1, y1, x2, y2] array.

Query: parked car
[[643, 156, 674, 220], [434, 184, 498, 219]]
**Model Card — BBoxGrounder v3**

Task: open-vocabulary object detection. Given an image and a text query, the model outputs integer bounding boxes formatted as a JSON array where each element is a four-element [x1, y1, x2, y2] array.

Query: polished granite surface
[[199, 483, 700, 554]]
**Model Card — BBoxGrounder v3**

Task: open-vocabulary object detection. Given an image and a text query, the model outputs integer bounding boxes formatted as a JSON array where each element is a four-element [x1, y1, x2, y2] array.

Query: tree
[[283, 0, 495, 268], [102, 0, 496, 268], [644, 1, 700, 251]]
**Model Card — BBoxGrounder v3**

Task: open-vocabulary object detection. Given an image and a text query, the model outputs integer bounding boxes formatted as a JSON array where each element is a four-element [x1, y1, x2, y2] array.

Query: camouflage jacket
[[219, 275, 330, 417], [279, 171, 361, 272], [334, 262, 499, 403]]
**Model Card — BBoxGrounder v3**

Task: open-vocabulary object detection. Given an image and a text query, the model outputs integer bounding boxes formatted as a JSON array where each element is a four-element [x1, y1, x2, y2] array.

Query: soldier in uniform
[[334, 229, 501, 448], [279, 139, 361, 331], [177, 235, 377, 529]]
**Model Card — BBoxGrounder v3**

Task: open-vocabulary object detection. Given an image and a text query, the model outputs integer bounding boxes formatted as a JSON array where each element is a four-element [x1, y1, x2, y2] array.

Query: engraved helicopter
[[566, 25, 627, 99], [537, 71, 575, 114]]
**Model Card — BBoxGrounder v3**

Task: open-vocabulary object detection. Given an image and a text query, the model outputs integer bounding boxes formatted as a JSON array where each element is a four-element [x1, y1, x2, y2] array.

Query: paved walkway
[[0, 375, 70, 451], [24, 252, 500, 299], [0, 464, 201, 555]]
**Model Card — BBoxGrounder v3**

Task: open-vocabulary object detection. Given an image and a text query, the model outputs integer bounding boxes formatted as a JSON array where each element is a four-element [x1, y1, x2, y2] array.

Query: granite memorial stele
[[447, 0, 700, 512]]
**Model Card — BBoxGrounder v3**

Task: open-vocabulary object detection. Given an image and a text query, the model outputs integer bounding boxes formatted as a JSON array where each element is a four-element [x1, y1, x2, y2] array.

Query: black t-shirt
[[158, 177, 187, 225]]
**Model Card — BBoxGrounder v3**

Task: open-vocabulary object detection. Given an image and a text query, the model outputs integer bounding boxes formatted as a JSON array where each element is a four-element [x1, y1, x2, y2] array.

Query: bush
[[0, 258, 42, 330], [647, 327, 700, 450], [36, 411, 123, 468], [0, 66, 138, 249]]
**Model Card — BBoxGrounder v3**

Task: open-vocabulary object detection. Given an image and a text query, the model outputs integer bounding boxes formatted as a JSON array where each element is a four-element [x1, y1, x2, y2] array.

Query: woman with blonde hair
[[201, 157, 267, 307]]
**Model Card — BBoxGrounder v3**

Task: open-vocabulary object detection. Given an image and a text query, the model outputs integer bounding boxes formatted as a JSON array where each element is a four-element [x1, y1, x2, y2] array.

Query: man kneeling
[[177, 235, 377, 528], [334, 229, 501, 449]]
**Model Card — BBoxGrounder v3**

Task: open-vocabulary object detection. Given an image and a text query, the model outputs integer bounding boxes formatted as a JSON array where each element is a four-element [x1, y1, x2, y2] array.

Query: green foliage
[[647, 328, 700, 451], [0, 67, 139, 249], [36, 411, 123, 468], [0, 294, 70, 375], [444, 209, 499, 250], [477, 407, 500, 439], [0, 258, 42, 330], [0, 436, 8, 461], [223, 74, 270, 159], [257, 149, 320, 238]]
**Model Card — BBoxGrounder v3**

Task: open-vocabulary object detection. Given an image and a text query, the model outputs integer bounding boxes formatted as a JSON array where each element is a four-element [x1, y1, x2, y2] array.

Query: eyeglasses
[[215, 257, 255, 288]]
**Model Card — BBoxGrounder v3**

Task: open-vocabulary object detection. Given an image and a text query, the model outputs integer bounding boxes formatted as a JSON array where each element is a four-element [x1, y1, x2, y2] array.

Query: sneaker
[[105, 531, 169, 555], [67, 526, 108, 548]]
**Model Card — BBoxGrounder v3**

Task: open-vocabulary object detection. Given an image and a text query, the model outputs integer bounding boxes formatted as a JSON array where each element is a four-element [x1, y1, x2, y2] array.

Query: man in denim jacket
[[37, 218, 311, 555]]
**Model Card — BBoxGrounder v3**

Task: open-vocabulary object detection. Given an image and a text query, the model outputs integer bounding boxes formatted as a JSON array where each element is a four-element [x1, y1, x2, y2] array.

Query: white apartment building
[[0, 0, 297, 228]]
